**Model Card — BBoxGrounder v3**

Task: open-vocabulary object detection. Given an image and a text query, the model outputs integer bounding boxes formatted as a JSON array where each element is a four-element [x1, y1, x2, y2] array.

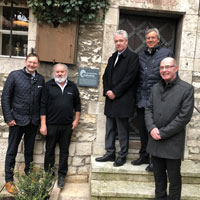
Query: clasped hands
[[150, 127, 161, 140]]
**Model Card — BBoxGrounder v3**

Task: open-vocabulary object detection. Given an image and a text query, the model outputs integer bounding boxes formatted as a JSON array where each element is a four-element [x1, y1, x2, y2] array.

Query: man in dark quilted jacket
[[1, 53, 44, 194]]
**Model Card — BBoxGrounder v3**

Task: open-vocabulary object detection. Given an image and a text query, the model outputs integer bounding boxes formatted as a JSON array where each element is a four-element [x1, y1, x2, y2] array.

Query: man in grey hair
[[131, 28, 174, 171], [40, 63, 81, 188], [96, 30, 139, 167]]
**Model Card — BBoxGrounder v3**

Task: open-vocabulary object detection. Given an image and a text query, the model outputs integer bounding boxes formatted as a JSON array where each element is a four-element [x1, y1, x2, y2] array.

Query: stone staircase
[[90, 156, 200, 200]]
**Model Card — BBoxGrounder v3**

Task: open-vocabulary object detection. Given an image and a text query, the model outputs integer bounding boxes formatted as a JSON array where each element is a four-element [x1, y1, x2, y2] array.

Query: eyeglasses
[[160, 65, 175, 70]]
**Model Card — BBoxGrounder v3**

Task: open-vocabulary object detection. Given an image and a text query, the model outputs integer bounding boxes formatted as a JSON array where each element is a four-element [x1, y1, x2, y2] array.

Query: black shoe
[[57, 176, 65, 189], [145, 163, 154, 172], [113, 158, 126, 167], [95, 154, 115, 162], [131, 156, 149, 165]]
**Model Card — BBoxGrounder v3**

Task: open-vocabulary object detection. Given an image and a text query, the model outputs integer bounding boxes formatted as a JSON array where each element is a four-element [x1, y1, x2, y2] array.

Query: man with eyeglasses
[[145, 57, 194, 200], [1, 53, 44, 194], [131, 28, 174, 172]]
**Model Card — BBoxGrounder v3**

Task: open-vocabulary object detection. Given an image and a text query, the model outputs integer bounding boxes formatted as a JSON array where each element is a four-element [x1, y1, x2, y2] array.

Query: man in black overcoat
[[96, 30, 139, 167]]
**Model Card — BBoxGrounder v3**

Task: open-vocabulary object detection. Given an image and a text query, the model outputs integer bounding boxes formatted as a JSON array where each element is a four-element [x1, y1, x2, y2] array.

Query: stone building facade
[[0, 0, 200, 183]]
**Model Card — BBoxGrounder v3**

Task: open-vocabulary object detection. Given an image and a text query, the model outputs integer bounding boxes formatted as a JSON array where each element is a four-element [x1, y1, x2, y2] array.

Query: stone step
[[59, 183, 89, 200], [91, 156, 200, 184], [90, 180, 200, 200]]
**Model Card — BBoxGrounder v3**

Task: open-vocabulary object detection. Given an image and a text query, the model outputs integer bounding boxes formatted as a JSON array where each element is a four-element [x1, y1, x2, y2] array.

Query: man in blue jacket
[[95, 30, 139, 167], [1, 53, 44, 194], [145, 57, 194, 200], [131, 28, 174, 171]]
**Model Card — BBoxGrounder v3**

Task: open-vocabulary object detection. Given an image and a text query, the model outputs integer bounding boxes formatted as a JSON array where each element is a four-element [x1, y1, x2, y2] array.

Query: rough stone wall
[[0, 23, 103, 183], [186, 72, 200, 161]]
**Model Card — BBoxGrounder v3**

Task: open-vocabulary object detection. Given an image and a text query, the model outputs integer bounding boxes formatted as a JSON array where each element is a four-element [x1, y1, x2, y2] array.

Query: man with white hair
[[40, 63, 81, 188], [96, 30, 139, 167]]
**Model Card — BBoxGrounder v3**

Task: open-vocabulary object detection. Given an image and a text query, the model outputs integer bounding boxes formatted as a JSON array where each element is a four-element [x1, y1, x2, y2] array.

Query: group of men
[[1, 54, 81, 193], [96, 28, 194, 200], [1, 28, 194, 200]]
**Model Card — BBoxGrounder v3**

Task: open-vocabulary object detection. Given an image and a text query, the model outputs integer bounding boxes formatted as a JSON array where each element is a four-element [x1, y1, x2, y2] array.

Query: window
[[0, 5, 29, 57]]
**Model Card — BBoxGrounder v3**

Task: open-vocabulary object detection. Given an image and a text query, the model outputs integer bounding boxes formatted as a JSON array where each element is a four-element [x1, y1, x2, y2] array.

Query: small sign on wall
[[78, 68, 99, 87]]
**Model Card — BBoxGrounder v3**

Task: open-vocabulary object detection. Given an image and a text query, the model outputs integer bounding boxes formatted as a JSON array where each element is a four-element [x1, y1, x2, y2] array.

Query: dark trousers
[[5, 123, 38, 182], [152, 156, 182, 200], [105, 117, 129, 159], [44, 124, 72, 177], [137, 107, 149, 158]]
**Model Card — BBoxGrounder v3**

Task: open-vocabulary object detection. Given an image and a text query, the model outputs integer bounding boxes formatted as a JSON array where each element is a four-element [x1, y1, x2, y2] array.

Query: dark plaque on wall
[[78, 68, 99, 87]]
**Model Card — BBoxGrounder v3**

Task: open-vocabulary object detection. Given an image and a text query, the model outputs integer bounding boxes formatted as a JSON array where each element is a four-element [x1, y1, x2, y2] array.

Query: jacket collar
[[50, 79, 71, 86], [22, 67, 38, 77], [144, 43, 161, 55], [161, 74, 180, 88], [113, 47, 129, 58]]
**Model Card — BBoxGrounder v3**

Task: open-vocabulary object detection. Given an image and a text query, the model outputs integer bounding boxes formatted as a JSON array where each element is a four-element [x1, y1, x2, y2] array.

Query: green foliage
[[27, 0, 110, 25], [14, 163, 55, 200]]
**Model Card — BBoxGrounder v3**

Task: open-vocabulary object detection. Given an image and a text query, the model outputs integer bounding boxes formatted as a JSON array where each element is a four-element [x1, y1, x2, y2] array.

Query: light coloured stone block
[[178, 57, 194, 71], [96, 115, 106, 143], [76, 143, 92, 156], [179, 70, 193, 83], [99, 64, 106, 102], [33, 154, 44, 164], [85, 156, 91, 164], [16, 153, 24, 162], [0, 57, 25, 73], [182, 14, 198, 32], [194, 59, 200, 72], [27, 40, 36, 54], [88, 102, 98, 114], [187, 140, 197, 147], [189, 147, 200, 153], [66, 175, 88, 183], [92, 142, 106, 156], [69, 143, 76, 156], [76, 132, 96, 142], [68, 166, 77, 175], [180, 31, 196, 58], [195, 32, 200, 59], [72, 157, 85, 166], [0, 139, 8, 160], [77, 165, 89, 175], [28, 21, 37, 41], [105, 7, 119, 26], [80, 114, 96, 124], [98, 102, 105, 115], [34, 141, 44, 154], [29, 9, 37, 23], [2, 132, 9, 138], [102, 24, 117, 63]]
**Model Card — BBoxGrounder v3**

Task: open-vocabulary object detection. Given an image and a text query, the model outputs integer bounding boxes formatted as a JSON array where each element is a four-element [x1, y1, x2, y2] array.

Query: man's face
[[145, 31, 160, 50], [160, 58, 178, 83], [114, 34, 128, 52], [54, 65, 67, 83], [25, 56, 40, 74]]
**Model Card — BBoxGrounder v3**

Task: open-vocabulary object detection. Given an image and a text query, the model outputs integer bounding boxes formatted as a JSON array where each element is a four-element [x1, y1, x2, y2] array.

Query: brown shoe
[[5, 182, 18, 194]]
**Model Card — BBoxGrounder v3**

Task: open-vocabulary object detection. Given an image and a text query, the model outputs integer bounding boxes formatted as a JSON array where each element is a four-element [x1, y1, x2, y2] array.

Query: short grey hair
[[114, 30, 128, 40], [145, 28, 160, 40], [52, 63, 69, 78]]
